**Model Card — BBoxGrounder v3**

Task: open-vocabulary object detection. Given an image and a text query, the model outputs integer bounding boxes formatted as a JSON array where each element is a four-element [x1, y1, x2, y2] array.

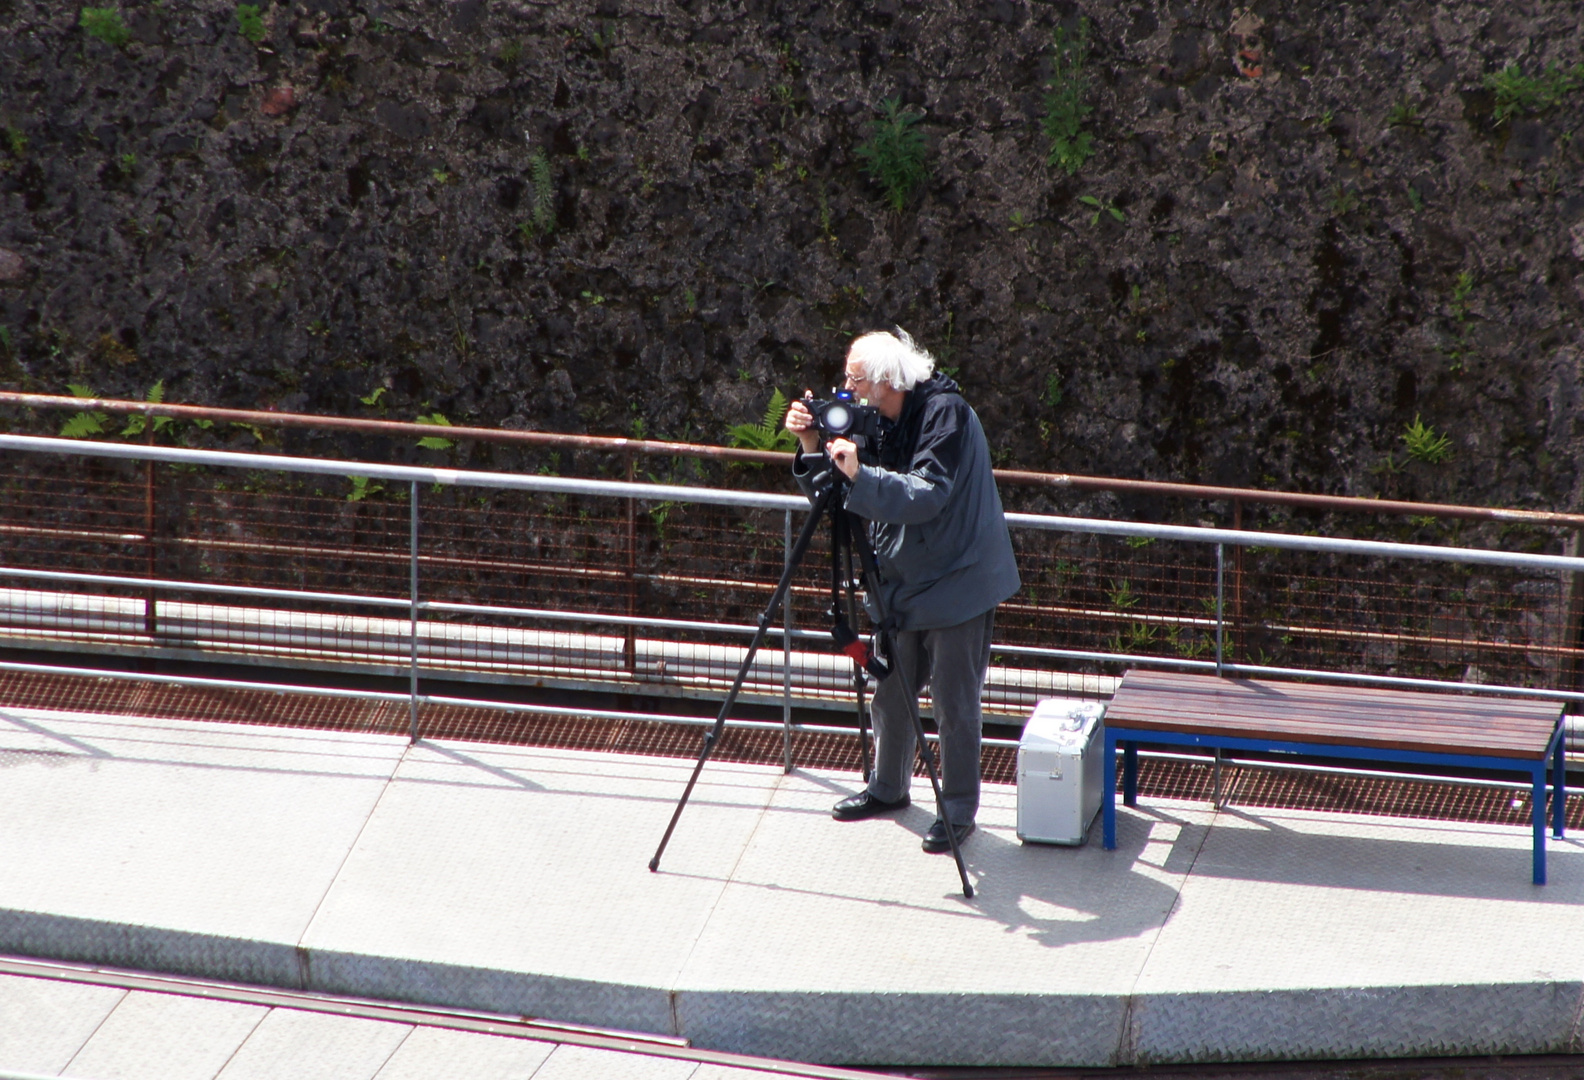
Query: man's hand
[[784, 393, 820, 455], [826, 437, 860, 480]]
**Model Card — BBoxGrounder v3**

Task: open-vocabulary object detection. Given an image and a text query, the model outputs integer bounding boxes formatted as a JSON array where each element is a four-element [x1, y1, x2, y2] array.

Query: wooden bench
[[1101, 670, 1568, 883]]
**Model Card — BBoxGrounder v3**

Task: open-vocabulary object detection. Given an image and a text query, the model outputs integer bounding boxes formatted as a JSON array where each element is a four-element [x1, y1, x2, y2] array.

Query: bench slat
[[1106, 672, 1562, 759]]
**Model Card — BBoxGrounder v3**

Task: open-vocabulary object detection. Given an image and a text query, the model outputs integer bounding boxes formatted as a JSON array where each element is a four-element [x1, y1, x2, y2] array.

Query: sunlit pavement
[[0, 705, 1580, 1070]]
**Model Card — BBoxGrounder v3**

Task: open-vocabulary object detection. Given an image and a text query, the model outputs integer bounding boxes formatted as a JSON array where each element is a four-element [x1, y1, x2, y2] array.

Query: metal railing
[[1, 433, 1583, 757]]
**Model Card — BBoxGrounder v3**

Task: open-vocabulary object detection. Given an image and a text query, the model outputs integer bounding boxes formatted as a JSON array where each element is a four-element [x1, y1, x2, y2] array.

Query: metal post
[[1558, 530, 1584, 730], [1215, 543, 1225, 676], [143, 426, 157, 635], [1214, 541, 1225, 808], [409, 480, 419, 743], [782, 508, 794, 773], [624, 453, 637, 673], [1231, 498, 1244, 661]]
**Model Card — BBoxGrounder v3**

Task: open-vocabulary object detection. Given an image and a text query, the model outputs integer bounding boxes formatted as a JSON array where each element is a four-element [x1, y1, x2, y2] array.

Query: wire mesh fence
[[0, 444, 1580, 729]]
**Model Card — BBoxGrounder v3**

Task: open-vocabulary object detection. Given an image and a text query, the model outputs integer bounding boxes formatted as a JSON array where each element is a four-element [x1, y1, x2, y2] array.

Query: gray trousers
[[864, 609, 995, 826]]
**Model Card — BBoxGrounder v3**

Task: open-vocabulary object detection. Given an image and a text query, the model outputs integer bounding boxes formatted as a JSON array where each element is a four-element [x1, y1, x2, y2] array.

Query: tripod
[[648, 476, 975, 899]]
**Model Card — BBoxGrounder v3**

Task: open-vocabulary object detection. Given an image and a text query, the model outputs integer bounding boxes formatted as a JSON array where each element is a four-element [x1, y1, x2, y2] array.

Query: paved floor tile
[[0, 708, 407, 945], [371, 1026, 554, 1079], [0, 974, 125, 1073], [1133, 805, 1584, 994], [678, 772, 1208, 995], [527, 1043, 699, 1080], [63, 989, 267, 1080], [299, 741, 783, 993], [213, 1008, 412, 1080]]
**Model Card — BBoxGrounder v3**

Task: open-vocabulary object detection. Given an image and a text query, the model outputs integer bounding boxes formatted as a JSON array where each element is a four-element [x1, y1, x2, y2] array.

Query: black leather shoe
[[832, 791, 910, 821], [922, 818, 975, 853]]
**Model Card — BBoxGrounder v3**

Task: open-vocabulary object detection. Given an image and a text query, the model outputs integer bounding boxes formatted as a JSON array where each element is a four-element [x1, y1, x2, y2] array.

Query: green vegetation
[[1484, 62, 1584, 125], [855, 97, 928, 212], [1077, 194, 1123, 224], [60, 385, 109, 439], [1450, 270, 1474, 322], [529, 149, 554, 234], [1401, 415, 1452, 464], [5, 125, 26, 157], [1041, 371, 1063, 408], [80, 7, 130, 46], [414, 412, 455, 449], [726, 389, 799, 457], [1328, 184, 1360, 215], [346, 475, 383, 502], [1041, 19, 1094, 175], [1107, 578, 1139, 611], [1385, 99, 1422, 128], [235, 4, 265, 42], [117, 151, 137, 177], [119, 380, 172, 438]]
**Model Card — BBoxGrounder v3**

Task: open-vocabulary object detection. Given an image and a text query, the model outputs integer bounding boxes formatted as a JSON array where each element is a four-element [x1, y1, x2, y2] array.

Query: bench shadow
[[1180, 805, 1584, 902]]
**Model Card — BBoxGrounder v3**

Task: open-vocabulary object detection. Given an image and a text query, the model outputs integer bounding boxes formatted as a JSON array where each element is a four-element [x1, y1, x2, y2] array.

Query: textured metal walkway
[[1, 690, 1582, 1070]]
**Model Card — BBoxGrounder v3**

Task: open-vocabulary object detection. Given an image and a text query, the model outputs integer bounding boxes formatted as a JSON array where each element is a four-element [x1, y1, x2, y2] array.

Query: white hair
[[847, 326, 936, 391]]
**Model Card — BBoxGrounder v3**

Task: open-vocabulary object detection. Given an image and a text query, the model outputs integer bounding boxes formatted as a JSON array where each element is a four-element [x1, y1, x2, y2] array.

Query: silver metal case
[[1016, 698, 1107, 845]]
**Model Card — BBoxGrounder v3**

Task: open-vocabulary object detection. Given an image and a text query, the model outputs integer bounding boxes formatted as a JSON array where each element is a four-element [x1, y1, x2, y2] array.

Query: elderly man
[[785, 328, 1020, 853]]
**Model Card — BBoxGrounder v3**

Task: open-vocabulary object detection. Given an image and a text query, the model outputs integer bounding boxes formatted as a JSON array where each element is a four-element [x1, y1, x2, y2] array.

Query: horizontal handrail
[[5, 392, 1582, 527], [4, 435, 1581, 574], [0, 434, 803, 511]]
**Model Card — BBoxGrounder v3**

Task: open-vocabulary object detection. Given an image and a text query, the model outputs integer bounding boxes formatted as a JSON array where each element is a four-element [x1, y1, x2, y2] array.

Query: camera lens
[[822, 402, 853, 434]]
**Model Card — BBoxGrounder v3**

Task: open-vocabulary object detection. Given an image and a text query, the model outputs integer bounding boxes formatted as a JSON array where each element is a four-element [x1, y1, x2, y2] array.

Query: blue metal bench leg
[[1533, 766, 1547, 885], [1103, 729, 1118, 850], [1123, 742, 1138, 807], [1554, 733, 1567, 840]]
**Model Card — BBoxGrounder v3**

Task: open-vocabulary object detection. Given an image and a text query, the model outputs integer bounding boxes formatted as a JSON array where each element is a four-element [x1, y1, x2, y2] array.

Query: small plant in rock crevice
[[855, 97, 928, 212], [1042, 18, 1094, 175], [1484, 62, 1584, 126], [80, 7, 130, 47], [1077, 194, 1123, 224], [1401, 415, 1452, 464], [235, 4, 266, 43]]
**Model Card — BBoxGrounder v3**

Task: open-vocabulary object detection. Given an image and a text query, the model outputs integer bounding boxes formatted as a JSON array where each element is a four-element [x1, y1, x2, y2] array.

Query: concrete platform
[[1, 703, 1582, 1069]]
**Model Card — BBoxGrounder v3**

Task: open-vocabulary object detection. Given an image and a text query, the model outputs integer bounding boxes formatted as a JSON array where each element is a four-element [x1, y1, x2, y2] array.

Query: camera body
[[808, 389, 882, 455]]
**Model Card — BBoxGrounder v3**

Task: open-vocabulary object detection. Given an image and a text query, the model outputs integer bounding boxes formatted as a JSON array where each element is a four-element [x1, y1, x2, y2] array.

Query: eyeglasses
[[843, 370, 871, 388]]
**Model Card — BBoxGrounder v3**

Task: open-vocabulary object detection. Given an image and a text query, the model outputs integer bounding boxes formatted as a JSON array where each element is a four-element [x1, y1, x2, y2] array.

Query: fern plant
[[517, 149, 555, 239], [855, 98, 928, 212], [726, 389, 799, 458], [60, 384, 108, 439], [119, 380, 173, 438]]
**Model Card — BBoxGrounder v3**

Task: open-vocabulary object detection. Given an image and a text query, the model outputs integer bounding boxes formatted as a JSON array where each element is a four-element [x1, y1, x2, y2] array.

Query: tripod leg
[[649, 485, 834, 873], [908, 710, 974, 898], [837, 518, 873, 783]]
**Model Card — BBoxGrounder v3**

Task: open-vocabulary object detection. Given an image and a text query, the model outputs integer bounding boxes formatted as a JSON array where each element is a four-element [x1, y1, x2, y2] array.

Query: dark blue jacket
[[794, 374, 1021, 631]]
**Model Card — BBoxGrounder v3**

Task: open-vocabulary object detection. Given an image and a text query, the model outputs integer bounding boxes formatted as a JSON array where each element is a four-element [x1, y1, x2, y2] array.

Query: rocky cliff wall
[[1, 0, 1581, 511]]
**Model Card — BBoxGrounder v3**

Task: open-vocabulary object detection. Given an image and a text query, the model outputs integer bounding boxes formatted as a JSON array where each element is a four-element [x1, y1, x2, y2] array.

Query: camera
[[808, 389, 882, 449]]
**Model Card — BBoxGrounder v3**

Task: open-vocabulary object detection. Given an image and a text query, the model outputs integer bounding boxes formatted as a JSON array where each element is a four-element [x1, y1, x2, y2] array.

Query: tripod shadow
[[951, 804, 1202, 949]]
